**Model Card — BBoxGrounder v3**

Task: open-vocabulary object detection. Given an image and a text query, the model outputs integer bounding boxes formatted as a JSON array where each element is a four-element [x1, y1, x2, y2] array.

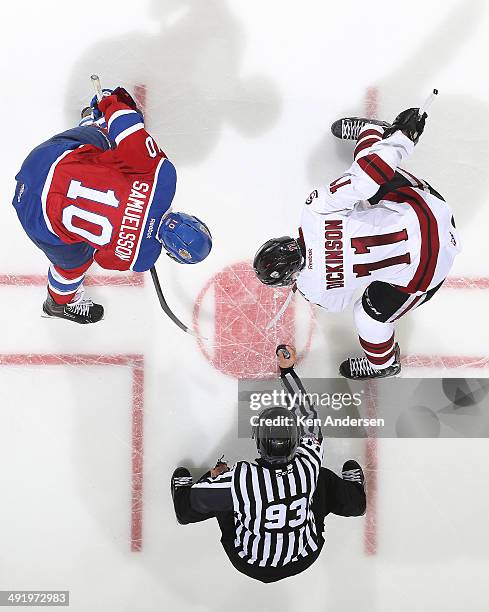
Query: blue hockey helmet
[[157, 212, 212, 264]]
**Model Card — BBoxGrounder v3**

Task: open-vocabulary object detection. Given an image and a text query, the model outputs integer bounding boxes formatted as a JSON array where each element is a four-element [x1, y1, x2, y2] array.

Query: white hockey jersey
[[296, 129, 461, 312]]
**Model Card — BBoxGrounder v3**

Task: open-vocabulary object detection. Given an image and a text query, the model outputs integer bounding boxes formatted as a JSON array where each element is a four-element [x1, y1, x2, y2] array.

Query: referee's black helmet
[[254, 406, 299, 465]]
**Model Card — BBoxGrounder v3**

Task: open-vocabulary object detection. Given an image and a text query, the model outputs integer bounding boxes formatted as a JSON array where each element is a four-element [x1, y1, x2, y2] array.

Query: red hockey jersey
[[42, 94, 177, 272]]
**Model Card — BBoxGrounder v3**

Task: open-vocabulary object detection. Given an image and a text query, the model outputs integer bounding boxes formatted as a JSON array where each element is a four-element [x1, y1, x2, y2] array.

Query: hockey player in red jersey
[[13, 86, 212, 324], [254, 108, 461, 379]]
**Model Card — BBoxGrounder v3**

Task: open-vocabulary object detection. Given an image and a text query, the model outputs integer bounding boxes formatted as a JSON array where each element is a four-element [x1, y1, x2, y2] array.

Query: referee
[[171, 345, 367, 583]]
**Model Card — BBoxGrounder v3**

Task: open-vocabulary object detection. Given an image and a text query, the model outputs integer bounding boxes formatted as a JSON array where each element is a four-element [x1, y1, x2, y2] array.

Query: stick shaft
[[150, 266, 199, 337], [91, 74, 103, 102], [266, 287, 296, 329], [419, 88, 439, 116]]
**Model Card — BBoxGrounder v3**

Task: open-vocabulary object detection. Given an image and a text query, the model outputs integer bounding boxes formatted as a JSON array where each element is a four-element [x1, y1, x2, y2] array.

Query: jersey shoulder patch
[[305, 189, 318, 205]]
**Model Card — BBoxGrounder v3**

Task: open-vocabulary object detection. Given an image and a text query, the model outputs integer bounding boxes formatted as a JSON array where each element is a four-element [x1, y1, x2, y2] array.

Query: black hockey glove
[[382, 107, 427, 145], [111, 87, 139, 111]]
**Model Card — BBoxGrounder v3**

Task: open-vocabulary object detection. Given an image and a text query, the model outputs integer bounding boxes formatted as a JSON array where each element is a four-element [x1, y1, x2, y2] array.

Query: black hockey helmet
[[254, 406, 299, 465], [253, 236, 304, 287]]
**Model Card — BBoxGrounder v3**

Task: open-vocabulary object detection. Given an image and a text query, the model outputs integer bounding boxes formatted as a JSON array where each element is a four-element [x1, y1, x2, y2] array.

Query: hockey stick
[[265, 285, 297, 330], [419, 88, 438, 117], [91, 74, 103, 102], [150, 266, 200, 337]]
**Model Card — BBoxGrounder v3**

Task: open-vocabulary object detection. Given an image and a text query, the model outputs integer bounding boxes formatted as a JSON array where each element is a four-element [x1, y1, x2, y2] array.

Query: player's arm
[[312, 129, 415, 214], [189, 463, 234, 513], [313, 107, 428, 214], [97, 87, 165, 172], [277, 345, 323, 446]]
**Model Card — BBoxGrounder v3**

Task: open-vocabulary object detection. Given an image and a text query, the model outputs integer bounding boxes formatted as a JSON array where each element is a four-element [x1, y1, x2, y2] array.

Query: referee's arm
[[277, 344, 323, 443], [190, 469, 234, 514]]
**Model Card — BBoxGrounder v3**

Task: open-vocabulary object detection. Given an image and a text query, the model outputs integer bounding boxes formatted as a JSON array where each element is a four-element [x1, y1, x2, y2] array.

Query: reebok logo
[[146, 218, 156, 239]]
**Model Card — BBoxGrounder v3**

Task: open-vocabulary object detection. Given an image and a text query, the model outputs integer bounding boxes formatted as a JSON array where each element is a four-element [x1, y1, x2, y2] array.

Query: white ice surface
[[1, 0, 489, 610]]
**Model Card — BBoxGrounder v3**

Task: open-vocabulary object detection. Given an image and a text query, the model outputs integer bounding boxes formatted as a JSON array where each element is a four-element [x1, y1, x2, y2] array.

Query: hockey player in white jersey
[[254, 107, 461, 379]]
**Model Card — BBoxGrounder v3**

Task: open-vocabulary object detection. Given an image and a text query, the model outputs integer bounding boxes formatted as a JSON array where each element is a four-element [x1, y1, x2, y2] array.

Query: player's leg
[[312, 464, 366, 519], [340, 280, 445, 379], [46, 260, 92, 305], [13, 188, 104, 324], [355, 282, 400, 370], [40, 241, 104, 324], [339, 281, 404, 379]]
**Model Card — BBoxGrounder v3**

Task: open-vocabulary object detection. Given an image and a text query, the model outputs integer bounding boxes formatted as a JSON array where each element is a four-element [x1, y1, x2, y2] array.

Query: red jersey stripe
[[354, 138, 382, 160], [357, 154, 395, 185], [383, 187, 440, 293]]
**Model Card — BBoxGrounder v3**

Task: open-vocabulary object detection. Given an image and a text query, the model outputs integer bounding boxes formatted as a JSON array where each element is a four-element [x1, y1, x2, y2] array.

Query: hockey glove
[[111, 87, 140, 111], [382, 107, 427, 145], [90, 88, 113, 121], [91, 87, 142, 120]]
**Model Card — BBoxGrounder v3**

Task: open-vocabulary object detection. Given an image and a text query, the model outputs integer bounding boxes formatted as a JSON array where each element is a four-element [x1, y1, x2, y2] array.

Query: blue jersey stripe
[[47, 269, 84, 293], [108, 110, 144, 144], [131, 159, 177, 272]]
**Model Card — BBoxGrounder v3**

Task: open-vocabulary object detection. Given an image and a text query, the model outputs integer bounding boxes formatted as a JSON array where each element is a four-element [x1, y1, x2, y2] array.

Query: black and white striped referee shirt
[[190, 368, 324, 569]]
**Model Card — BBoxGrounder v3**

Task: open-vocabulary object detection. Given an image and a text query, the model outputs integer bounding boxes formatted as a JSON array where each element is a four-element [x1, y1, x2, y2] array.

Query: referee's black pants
[[173, 467, 366, 582], [313, 467, 367, 519]]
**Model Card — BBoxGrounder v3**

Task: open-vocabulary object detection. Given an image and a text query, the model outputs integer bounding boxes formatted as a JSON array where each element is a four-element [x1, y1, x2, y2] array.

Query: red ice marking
[[361, 353, 489, 558], [403, 354, 489, 368], [193, 261, 314, 379], [134, 84, 147, 112], [365, 86, 379, 120], [134, 84, 147, 126], [0, 273, 143, 287], [364, 87, 379, 557], [360, 86, 489, 557], [0, 353, 145, 552], [443, 277, 489, 290], [1, 273, 487, 291], [364, 381, 379, 556]]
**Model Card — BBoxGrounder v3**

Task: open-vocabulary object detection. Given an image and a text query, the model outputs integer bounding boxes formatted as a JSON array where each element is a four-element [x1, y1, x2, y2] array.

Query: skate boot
[[339, 343, 401, 380], [171, 467, 193, 524], [42, 291, 104, 324], [342, 460, 365, 488], [331, 117, 391, 140], [171, 467, 193, 500]]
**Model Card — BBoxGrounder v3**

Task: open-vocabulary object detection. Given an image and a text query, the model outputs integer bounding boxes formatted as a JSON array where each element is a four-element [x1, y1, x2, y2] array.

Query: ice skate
[[339, 343, 401, 380], [331, 117, 390, 140], [342, 460, 365, 488], [42, 290, 104, 324]]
